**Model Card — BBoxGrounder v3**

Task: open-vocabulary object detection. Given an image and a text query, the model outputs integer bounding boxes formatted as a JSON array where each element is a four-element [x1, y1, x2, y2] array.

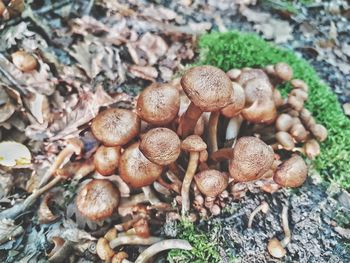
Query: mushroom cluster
[[35, 63, 326, 261]]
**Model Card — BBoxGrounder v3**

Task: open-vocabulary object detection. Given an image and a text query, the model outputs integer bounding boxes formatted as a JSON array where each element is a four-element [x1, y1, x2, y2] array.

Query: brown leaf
[[138, 33, 168, 65], [129, 65, 158, 81]]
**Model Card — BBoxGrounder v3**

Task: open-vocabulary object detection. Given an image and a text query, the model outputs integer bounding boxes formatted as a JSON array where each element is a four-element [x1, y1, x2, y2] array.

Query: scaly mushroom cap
[[194, 169, 229, 197], [11, 51, 38, 72], [94, 145, 121, 176], [181, 65, 233, 111], [242, 100, 277, 124], [274, 63, 293, 81], [91, 108, 140, 146], [119, 143, 163, 188], [229, 136, 274, 182], [139, 127, 181, 166], [181, 135, 207, 152], [236, 69, 269, 86], [244, 78, 274, 105], [76, 179, 120, 221], [273, 155, 307, 187], [220, 82, 246, 118], [137, 83, 180, 125], [267, 238, 287, 258]]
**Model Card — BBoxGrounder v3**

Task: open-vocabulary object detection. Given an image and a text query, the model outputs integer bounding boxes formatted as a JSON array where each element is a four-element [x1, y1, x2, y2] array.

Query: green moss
[[196, 31, 350, 189], [167, 220, 221, 263]]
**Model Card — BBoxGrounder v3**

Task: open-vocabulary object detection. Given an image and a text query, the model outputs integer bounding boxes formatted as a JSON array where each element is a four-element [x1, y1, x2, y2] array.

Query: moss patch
[[196, 31, 350, 189]]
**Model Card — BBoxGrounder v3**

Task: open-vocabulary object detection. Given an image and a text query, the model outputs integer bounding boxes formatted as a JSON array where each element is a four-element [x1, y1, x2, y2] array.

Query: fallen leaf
[[0, 141, 31, 167], [129, 65, 158, 81]]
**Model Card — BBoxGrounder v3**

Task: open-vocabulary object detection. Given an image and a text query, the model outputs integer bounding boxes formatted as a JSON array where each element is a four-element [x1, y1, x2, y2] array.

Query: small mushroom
[[226, 68, 241, 80], [38, 193, 59, 224], [309, 124, 327, 142], [139, 127, 181, 166], [91, 108, 140, 146], [110, 235, 162, 249], [11, 51, 38, 72], [303, 139, 320, 160], [290, 123, 309, 142], [96, 237, 115, 262], [48, 237, 73, 263], [275, 114, 293, 132], [194, 169, 229, 198], [247, 201, 269, 228], [112, 252, 130, 263], [273, 155, 307, 187], [180, 135, 207, 215], [291, 79, 308, 92], [274, 131, 295, 151], [274, 63, 293, 81], [229, 137, 274, 182], [38, 138, 83, 188], [220, 82, 246, 118], [76, 179, 120, 221], [94, 145, 121, 176], [267, 206, 291, 258], [119, 142, 163, 188], [236, 69, 269, 86], [137, 83, 180, 126], [178, 65, 233, 137]]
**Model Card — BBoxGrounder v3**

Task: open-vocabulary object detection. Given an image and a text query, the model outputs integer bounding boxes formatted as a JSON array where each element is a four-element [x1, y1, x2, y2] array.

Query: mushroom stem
[[109, 235, 162, 249], [0, 176, 62, 220], [181, 152, 199, 215], [210, 148, 234, 162], [178, 102, 202, 138], [247, 201, 269, 228], [135, 239, 193, 263], [208, 111, 220, 154], [280, 206, 291, 247], [38, 139, 83, 188], [226, 115, 242, 142], [157, 177, 180, 194], [142, 186, 161, 205]]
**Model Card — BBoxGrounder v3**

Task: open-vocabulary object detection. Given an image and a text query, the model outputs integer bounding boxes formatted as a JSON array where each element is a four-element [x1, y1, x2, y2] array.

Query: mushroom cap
[[274, 63, 293, 81], [229, 136, 274, 182], [137, 83, 180, 125], [290, 123, 309, 142], [267, 238, 287, 258], [139, 127, 181, 166], [273, 155, 308, 187], [181, 65, 233, 112], [226, 68, 241, 80], [91, 108, 140, 146], [11, 51, 38, 72], [194, 169, 229, 197], [76, 179, 120, 221], [119, 142, 163, 188], [94, 145, 121, 176], [241, 100, 277, 124], [220, 82, 246, 118], [236, 69, 269, 86], [275, 114, 293, 132], [304, 139, 320, 160], [275, 131, 295, 151], [310, 124, 327, 142], [291, 79, 308, 92], [244, 78, 274, 105], [181, 135, 207, 152]]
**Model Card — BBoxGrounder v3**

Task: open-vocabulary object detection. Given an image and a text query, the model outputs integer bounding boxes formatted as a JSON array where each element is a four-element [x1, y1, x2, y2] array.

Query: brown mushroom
[[303, 139, 320, 160], [139, 127, 181, 166], [291, 79, 308, 92], [274, 63, 293, 81], [267, 206, 291, 258], [91, 108, 140, 146], [136, 83, 180, 126], [194, 169, 229, 198], [180, 135, 207, 214], [229, 136, 274, 182], [220, 82, 246, 118], [309, 124, 327, 142], [273, 155, 307, 187], [119, 142, 163, 188], [11, 51, 38, 72], [226, 68, 242, 80], [274, 131, 295, 151], [290, 123, 309, 142], [96, 237, 115, 262], [38, 138, 84, 188], [178, 65, 233, 138], [275, 113, 293, 132], [76, 179, 120, 221], [94, 145, 121, 176], [236, 69, 269, 86]]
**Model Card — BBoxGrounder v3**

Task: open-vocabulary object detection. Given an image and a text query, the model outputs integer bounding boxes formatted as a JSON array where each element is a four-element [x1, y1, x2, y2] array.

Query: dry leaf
[[129, 65, 158, 81], [0, 141, 31, 167]]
